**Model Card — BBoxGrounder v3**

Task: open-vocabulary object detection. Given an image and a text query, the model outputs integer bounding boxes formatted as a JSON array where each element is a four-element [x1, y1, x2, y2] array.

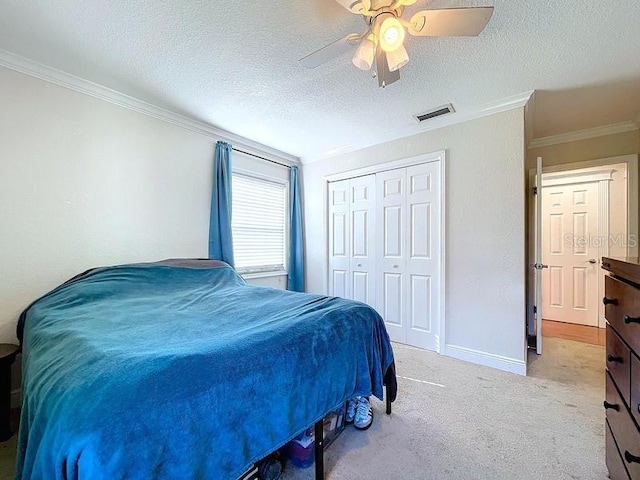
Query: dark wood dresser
[[602, 257, 640, 480]]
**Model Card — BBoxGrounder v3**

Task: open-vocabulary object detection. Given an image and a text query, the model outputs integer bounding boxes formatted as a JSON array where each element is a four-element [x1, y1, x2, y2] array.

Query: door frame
[[323, 150, 447, 353], [526, 154, 638, 338]]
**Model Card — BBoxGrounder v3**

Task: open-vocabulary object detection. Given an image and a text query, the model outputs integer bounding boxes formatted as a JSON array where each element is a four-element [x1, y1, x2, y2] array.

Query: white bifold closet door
[[328, 180, 350, 299], [328, 175, 376, 308], [328, 161, 441, 352], [375, 163, 441, 351]]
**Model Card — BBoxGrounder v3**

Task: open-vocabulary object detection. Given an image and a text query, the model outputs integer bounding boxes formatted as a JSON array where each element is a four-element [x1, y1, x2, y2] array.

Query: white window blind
[[232, 173, 287, 274]]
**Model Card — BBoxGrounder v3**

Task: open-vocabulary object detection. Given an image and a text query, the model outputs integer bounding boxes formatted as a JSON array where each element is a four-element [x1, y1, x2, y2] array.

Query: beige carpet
[[281, 338, 606, 480], [1, 337, 606, 480]]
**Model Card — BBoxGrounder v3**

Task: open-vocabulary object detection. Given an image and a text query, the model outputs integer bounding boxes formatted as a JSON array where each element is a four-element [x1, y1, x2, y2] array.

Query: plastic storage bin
[[287, 403, 346, 468]]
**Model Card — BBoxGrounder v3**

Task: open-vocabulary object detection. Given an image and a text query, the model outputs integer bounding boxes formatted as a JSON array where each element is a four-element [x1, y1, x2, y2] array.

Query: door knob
[[392, 264, 399, 268], [531, 263, 549, 270], [587, 259, 596, 264]]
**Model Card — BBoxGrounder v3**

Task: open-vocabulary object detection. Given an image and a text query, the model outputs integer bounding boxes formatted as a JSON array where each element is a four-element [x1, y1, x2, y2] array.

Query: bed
[[16, 259, 396, 480]]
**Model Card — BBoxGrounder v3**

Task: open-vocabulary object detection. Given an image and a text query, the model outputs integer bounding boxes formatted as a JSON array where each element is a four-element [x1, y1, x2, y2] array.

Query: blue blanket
[[16, 262, 395, 480]]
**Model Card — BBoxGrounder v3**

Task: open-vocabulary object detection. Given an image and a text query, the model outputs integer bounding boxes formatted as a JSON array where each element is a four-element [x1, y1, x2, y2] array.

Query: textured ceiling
[[0, 0, 639, 161]]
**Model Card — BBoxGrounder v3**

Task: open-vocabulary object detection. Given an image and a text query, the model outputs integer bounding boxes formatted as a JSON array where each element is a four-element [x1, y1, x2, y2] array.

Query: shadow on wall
[[533, 77, 640, 139]]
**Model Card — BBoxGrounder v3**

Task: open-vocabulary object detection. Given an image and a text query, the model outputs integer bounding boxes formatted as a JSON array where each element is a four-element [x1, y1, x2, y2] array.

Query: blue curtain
[[208, 141, 235, 267], [287, 166, 305, 292]]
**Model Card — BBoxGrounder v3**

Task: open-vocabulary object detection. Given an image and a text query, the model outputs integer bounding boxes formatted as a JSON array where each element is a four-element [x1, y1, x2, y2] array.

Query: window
[[231, 173, 287, 275]]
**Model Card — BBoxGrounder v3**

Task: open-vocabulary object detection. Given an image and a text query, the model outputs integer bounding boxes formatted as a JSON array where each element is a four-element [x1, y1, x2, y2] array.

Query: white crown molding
[[528, 121, 639, 150], [302, 90, 534, 164], [0, 49, 300, 167]]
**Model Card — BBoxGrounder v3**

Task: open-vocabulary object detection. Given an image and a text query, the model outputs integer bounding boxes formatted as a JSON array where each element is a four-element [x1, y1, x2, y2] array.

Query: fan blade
[[299, 34, 361, 69], [376, 46, 400, 88], [408, 7, 494, 37], [334, 0, 371, 14]]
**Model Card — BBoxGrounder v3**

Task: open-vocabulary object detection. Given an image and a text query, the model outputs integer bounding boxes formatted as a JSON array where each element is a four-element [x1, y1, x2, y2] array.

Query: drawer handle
[[607, 354, 623, 364], [603, 401, 619, 411], [623, 314, 640, 324], [625, 451, 640, 464], [602, 297, 618, 306]]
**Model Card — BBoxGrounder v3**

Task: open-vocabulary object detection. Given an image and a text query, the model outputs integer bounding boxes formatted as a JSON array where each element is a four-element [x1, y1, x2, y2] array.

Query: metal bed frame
[[313, 383, 393, 480]]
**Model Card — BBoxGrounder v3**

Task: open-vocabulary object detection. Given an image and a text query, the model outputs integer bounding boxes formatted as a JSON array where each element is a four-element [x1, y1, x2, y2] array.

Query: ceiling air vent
[[414, 104, 455, 123]]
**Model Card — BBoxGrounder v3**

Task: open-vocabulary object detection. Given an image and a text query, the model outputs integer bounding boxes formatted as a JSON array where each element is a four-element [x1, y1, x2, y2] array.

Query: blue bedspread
[[16, 261, 395, 480]]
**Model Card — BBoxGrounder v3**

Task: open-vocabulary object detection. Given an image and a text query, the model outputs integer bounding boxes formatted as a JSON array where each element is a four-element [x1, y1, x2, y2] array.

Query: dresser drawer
[[607, 420, 631, 480], [605, 276, 640, 353], [607, 324, 631, 405], [606, 372, 640, 479], [632, 353, 640, 427]]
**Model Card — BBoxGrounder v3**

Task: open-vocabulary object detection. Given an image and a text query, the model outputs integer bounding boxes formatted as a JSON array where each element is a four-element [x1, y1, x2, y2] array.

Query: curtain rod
[[232, 147, 292, 169]]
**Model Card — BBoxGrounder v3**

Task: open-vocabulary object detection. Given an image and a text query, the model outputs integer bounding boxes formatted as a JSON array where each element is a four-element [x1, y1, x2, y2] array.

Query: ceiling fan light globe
[[379, 16, 405, 52], [335, 0, 370, 14], [352, 35, 377, 70], [386, 44, 409, 71]]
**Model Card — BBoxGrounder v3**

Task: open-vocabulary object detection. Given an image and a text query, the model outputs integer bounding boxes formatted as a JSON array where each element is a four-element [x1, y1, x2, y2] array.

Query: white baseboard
[[444, 344, 527, 376]]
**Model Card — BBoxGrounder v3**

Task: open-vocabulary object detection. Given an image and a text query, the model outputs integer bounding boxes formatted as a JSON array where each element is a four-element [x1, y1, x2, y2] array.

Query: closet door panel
[[332, 270, 348, 298], [384, 206, 403, 257], [328, 179, 351, 299], [410, 274, 432, 332], [349, 175, 376, 307], [405, 162, 441, 351], [376, 168, 407, 343], [382, 272, 403, 328]]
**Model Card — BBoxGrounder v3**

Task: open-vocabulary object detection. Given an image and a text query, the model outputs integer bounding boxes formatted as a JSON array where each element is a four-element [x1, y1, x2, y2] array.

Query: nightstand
[[0, 344, 20, 441]]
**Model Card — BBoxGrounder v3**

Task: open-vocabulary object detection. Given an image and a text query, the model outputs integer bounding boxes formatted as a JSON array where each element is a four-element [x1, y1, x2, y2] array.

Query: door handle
[[624, 314, 640, 325], [607, 354, 623, 364], [587, 259, 596, 264], [625, 451, 640, 465]]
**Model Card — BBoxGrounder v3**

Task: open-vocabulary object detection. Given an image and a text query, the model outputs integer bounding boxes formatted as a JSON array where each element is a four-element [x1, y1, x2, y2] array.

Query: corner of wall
[[524, 91, 536, 148]]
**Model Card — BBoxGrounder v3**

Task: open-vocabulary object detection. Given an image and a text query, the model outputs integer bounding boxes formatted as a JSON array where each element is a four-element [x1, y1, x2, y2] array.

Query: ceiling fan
[[299, 0, 494, 87]]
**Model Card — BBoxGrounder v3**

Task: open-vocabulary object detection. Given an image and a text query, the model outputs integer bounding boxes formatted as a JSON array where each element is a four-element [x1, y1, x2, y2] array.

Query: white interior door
[[534, 157, 543, 354], [328, 179, 350, 298], [376, 168, 406, 343], [349, 175, 376, 307], [541, 181, 599, 326]]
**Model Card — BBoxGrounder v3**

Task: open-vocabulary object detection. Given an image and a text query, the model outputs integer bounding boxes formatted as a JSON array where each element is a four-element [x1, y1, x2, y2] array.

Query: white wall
[[0, 66, 287, 344], [527, 130, 639, 170], [303, 108, 527, 373], [603, 164, 629, 259]]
